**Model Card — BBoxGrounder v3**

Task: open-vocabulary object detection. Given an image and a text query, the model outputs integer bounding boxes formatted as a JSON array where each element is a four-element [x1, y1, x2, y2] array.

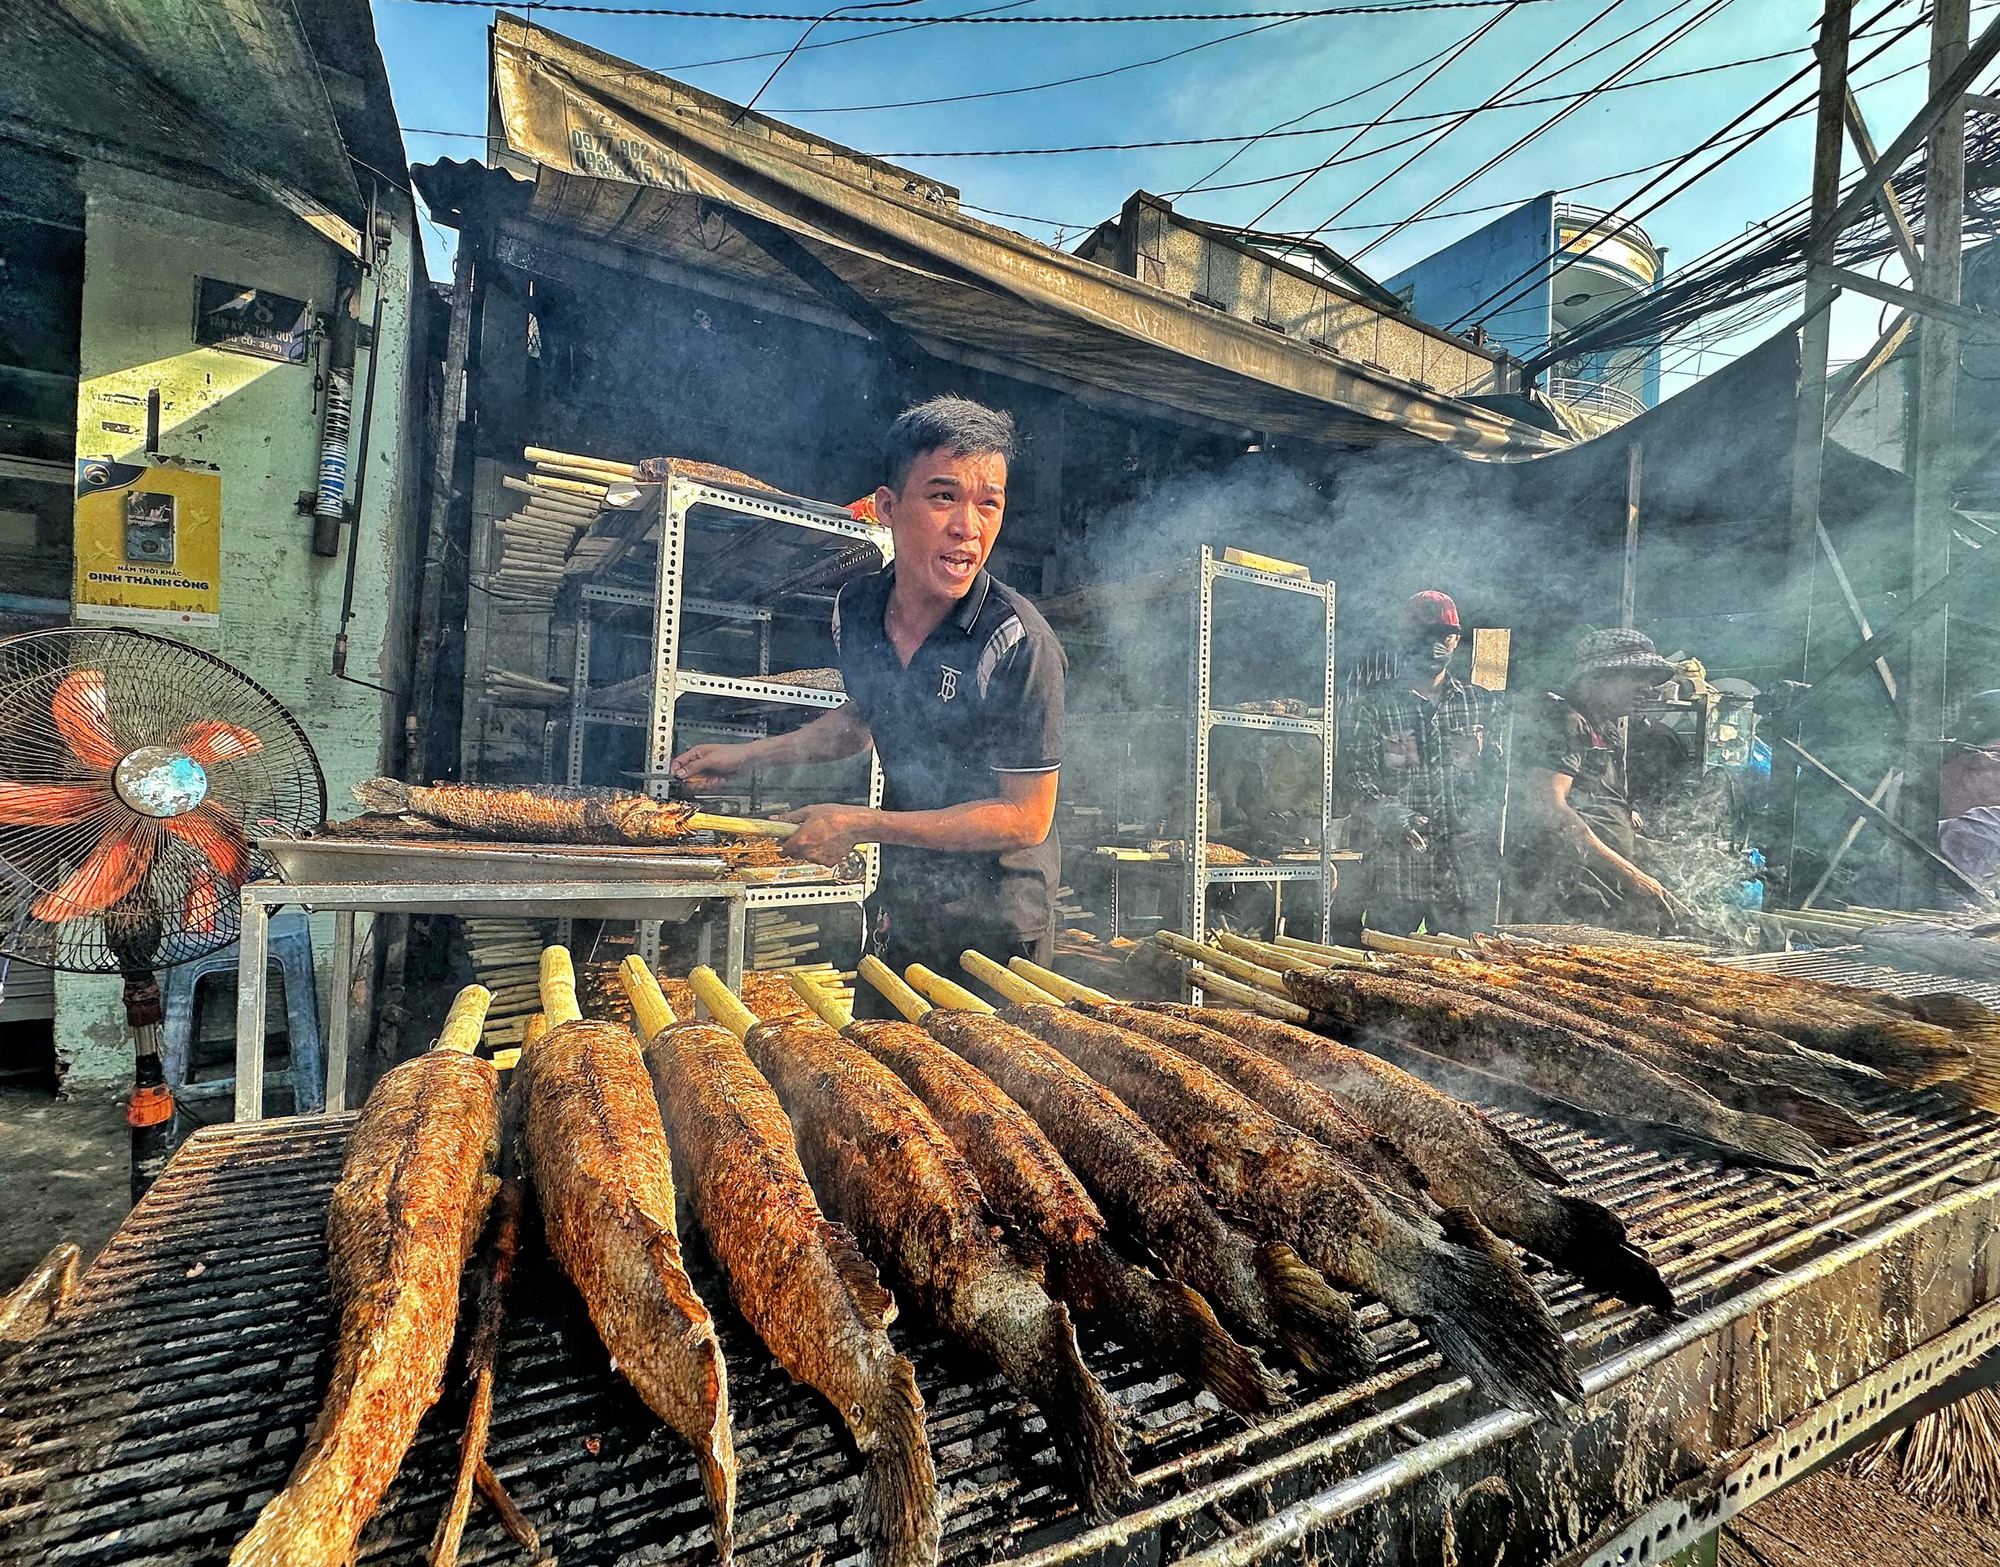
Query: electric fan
[[0, 628, 325, 1196]]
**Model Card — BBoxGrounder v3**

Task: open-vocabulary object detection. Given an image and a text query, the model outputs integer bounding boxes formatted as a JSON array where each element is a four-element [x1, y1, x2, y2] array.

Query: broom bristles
[[1854, 1386, 2000, 1519]]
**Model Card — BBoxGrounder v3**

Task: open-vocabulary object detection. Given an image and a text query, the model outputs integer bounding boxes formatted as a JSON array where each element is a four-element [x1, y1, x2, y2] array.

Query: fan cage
[[0, 628, 326, 974]]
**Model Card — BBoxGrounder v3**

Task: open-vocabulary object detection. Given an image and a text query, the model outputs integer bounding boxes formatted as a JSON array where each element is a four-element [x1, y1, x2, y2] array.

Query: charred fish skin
[[1284, 966, 1829, 1177], [645, 1020, 939, 1567], [352, 776, 698, 845], [1498, 945, 1970, 1089], [1397, 961, 1871, 1152], [918, 1009, 1373, 1385], [1133, 1004, 1676, 1316], [520, 1020, 736, 1556], [1435, 957, 1884, 1112], [1082, 1004, 1432, 1204], [230, 1051, 499, 1567], [742, 1014, 1135, 1520], [845, 1018, 1279, 1418], [1001, 1004, 1583, 1419]]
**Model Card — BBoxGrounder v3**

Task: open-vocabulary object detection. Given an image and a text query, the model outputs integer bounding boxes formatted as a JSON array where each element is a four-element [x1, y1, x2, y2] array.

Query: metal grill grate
[[5, 997, 2000, 1565]]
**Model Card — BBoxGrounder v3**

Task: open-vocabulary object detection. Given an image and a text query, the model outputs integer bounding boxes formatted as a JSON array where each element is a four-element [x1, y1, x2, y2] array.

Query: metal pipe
[[333, 274, 389, 686]]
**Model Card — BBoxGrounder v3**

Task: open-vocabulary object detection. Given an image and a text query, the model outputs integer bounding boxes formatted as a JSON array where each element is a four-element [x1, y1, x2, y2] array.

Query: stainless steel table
[[231, 873, 748, 1120]]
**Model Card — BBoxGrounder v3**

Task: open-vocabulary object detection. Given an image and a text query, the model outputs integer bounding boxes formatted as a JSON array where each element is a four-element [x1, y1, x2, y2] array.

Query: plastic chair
[[161, 911, 324, 1113]]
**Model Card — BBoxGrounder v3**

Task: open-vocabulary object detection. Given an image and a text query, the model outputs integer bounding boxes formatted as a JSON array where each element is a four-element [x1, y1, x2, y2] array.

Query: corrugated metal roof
[[420, 13, 1572, 461]]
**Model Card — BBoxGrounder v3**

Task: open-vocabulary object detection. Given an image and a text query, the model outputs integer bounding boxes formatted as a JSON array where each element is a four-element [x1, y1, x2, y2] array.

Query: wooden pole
[[1620, 440, 1643, 630]]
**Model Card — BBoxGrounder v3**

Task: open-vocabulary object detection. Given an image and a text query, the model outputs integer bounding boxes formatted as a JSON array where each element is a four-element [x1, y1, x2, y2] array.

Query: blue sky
[[376, 0, 1989, 394]]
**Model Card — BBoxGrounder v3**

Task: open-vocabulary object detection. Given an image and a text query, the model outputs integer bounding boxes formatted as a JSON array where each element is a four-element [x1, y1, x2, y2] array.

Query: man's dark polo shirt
[[832, 566, 1065, 939]]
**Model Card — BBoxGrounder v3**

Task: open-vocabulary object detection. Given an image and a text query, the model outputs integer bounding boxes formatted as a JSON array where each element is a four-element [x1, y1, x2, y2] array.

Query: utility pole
[[1903, 0, 1969, 898], [1779, 0, 1852, 895], [1782, 0, 2000, 906]]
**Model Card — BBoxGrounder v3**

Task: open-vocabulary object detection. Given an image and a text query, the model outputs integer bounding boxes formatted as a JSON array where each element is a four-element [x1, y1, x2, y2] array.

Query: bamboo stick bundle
[[525, 446, 636, 479], [1855, 1388, 2000, 1518], [500, 476, 598, 511]]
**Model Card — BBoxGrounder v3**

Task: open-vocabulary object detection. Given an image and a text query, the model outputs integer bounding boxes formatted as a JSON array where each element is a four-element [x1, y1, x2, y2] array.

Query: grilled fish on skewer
[[1001, 1002, 1582, 1417], [1413, 955, 1884, 1109], [1285, 965, 1829, 1175], [621, 960, 940, 1567], [352, 777, 798, 847], [1387, 961, 1871, 1150], [1125, 1003, 1675, 1314], [802, 976, 1276, 1417], [520, 948, 735, 1560], [1489, 944, 1973, 1093], [691, 967, 1135, 1520], [231, 987, 501, 1567], [889, 963, 1372, 1384]]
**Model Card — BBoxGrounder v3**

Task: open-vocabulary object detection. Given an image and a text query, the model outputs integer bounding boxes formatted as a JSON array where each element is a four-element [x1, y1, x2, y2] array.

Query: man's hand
[[1406, 813, 1431, 852], [778, 803, 879, 865], [669, 742, 757, 792], [1626, 867, 1691, 924]]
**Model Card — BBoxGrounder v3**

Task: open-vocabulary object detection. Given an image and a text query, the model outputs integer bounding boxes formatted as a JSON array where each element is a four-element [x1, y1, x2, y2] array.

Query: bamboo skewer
[[525, 446, 637, 479], [956, 952, 1060, 1007], [859, 955, 932, 1021], [906, 964, 996, 1014], [788, 970, 855, 1028], [1005, 955, 1112, 1006]]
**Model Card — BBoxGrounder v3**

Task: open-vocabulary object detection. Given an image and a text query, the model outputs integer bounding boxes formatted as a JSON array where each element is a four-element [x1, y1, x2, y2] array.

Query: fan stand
[[106, 916, 175, 1205]]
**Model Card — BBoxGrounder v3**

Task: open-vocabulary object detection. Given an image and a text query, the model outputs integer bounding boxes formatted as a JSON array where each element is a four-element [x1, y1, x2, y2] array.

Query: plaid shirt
[[1339, 664, 1501, 918]]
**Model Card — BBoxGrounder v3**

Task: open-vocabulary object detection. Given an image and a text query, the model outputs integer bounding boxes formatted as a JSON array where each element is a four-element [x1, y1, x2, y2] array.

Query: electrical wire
[[389, 0, 1575, 19], [1246, 0, 1630, 232], [859, 39, 1814, 152], [1348, 0, 1741, 261], [1441, 0, 1916, 341], [1234, 3, 1519, 230], [1171, 28, 1477, 196]]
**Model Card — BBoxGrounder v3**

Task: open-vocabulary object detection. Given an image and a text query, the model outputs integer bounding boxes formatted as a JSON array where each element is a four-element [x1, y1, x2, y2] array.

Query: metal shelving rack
[[1184, 546, 1335, 998], [1051, 548, 1336, 986], [561, 474, 894, 931]]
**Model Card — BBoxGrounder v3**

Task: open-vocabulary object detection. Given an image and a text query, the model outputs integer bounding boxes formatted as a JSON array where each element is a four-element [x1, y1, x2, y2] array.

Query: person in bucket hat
[[1509, 627, 1687, 931]]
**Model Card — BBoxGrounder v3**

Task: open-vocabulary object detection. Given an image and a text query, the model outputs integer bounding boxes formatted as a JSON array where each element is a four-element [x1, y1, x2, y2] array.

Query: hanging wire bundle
[[1853, 1387, 2000, 1518], [1515, 113, 2000, 380]]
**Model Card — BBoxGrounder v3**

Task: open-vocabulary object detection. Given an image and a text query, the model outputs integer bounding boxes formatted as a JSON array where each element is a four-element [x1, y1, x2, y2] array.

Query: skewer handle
[[1008, 955, 1113, 1006], [957, 952, 1054, 1007], [788, 971, 853, 1028], [436, 986, 493, 1053], [905, 963, 995, 1014], [538, 947, 582, 1025], [1213, 930, 1305, 972], [1154, 932, 1295, 994], [859, 955, 931, 1020], [621, 955, 678, 1037], [687, 812, 799, 839], [1189, 967, 1314, 1023], [1273, 933, 1373, 965], [689, 965, 759, 1039]]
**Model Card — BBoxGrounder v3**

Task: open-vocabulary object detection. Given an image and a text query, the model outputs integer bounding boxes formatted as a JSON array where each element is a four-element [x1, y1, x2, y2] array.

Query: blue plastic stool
[[162, 911, 324, 1113]]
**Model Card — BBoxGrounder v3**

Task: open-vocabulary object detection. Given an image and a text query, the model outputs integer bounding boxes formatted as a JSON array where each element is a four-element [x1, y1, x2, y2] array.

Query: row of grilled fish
[[236, 946, 1671, 1567], [1209, 932, 2000, 1178]]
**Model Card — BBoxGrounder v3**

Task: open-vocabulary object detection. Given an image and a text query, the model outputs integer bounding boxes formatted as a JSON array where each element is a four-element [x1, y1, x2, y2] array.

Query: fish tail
[[853, 1356, 943, 1567], [1719, 1110, 1828, 1174], [1744, 1084, 1873, 1149], [1380, 1208, 1582, 1418], [1071, 1243, 1280, 1417], [694, 1402, 736, 1565], [1528, 1191, 1676, 1314], [1253, 1240, 1374, 1383], [351, 776, 412, 814], [1009, 1298, 1135, 1519]]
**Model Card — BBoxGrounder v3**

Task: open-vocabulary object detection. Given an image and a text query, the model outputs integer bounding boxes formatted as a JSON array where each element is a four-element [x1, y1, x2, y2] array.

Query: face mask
[[1410, 631, 1455, 669]]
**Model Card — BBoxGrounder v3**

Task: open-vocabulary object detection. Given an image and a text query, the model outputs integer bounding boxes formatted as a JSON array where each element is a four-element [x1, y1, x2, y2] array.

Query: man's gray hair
[[883, 395, 1017, 490]]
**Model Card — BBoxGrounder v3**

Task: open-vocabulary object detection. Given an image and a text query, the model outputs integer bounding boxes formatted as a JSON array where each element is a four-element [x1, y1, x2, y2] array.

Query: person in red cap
[[1339, 589, 1501, 937]]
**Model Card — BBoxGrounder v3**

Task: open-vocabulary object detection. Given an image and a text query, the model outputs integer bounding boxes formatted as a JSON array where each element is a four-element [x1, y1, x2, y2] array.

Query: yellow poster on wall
[[73, 460, 222, 629]]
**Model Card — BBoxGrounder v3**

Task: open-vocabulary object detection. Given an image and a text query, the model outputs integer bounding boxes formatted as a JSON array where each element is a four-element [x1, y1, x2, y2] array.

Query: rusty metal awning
[[5, 974, 1999, 1567]]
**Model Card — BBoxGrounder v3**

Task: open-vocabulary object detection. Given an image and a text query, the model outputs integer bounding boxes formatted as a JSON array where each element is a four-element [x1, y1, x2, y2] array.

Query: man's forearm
[[747, 704, 872, 768], [858, 797, 1051, 854]]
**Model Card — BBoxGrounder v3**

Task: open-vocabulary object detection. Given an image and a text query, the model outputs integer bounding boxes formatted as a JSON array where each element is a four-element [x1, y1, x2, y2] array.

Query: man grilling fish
[[670, 396, 1066, 1015]]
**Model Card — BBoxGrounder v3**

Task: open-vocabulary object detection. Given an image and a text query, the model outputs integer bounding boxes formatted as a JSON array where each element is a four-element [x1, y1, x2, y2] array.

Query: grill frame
[[2, 952, 1998, 1567]]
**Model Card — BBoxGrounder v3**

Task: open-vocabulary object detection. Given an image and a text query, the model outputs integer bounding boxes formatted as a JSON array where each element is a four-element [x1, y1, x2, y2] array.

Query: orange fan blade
[[161, 803, 251, 885], [32, 821, 156, 923], [175, 720, 264, 767], [0, 782, 111, 826], [183, 873, 227, 935], [51, 671, 122, 769]]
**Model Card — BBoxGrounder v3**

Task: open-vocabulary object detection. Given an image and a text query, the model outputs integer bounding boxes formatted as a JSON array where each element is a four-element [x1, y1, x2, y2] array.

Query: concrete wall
[[54, 164, 419, 1087], [1384, 196, 1556, 361]]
